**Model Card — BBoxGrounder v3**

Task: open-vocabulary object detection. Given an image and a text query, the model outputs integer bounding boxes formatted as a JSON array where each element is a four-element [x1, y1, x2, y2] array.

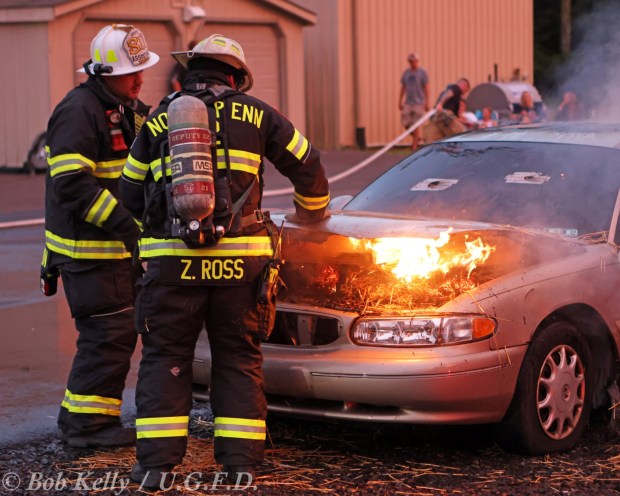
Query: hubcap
[[536, 344, 585, 440]]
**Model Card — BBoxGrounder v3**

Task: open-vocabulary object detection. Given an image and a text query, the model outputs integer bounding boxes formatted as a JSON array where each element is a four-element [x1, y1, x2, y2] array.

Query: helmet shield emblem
[[123, 27, 151, 67]]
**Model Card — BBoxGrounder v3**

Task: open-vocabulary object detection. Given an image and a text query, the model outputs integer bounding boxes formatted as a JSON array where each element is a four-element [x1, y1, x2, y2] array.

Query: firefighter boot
[[222, 465, 256, 485], [61, 425, 136, 448], [130, 463, 175, 490]]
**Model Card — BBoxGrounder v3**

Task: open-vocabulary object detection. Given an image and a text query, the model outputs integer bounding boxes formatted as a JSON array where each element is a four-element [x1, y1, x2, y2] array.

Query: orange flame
[[354, 230, 495, 283]]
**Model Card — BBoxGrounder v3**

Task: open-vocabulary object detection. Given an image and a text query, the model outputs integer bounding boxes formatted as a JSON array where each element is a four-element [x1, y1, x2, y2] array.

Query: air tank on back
[[167, 95, 215, 230]]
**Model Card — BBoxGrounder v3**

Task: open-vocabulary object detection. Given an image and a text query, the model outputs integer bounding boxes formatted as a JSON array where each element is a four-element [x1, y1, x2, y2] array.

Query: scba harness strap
[[160, 86, 263, 247]]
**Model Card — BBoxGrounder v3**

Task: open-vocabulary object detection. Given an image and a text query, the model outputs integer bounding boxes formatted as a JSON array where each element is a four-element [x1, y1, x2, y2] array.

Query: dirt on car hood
[[275, 211, 589, 314]]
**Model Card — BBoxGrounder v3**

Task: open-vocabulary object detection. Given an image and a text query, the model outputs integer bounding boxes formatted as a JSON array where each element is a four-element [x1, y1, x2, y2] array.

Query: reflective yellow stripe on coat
[[136, 416, 189, 439], [123, 154, 150, 182], [45, 230, 131, 260], [61, 389, 122, 416], [139, 236, 274, 258], [83, 189, 118, 227], [93, 159, 126, 179], [48, 148, 124, 179], [294, 191, 330, 210], [216, 148, 261, 175], [47, 148, 95, 177], [151, 156, 172, 182], [286, 129, 309, 161], [214, 417, 266, 441]]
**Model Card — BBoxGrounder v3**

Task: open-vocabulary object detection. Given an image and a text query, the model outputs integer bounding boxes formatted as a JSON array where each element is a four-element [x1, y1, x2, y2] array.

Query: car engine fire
[[279, 226, 497, 314], [359, 229, 494, 281]]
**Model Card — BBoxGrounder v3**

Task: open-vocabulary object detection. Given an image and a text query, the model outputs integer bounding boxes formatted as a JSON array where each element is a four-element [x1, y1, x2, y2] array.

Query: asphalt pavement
[[0, 147, 407, 446]]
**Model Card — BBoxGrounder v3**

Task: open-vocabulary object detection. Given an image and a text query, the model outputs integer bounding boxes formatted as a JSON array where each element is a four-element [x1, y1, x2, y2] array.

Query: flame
[[357, 230, 495, 283]]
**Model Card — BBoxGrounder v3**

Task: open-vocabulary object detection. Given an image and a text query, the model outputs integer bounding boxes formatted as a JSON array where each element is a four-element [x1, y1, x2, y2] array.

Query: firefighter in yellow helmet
[[42, 24, 158, 447], [120, 34, 330, 488]]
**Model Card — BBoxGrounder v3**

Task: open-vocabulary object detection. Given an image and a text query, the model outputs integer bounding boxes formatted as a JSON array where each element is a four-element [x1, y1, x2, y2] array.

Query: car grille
[[265, 310, 341, 346]]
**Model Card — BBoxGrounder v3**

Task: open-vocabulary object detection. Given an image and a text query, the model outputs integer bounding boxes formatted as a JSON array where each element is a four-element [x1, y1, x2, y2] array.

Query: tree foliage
[[534, 0, 609, 95]]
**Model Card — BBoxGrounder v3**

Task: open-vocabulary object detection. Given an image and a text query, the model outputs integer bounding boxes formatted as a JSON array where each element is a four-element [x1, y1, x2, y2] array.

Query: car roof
[[443, 122, 620, 149]]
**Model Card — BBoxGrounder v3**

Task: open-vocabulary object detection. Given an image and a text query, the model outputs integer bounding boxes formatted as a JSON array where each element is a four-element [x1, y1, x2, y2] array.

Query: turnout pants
[[134, 271, 267, 468], [58, 259, 137, 436]]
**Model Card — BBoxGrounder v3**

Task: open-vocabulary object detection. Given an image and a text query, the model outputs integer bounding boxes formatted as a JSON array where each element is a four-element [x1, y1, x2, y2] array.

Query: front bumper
[[193, 313, 527, 424]]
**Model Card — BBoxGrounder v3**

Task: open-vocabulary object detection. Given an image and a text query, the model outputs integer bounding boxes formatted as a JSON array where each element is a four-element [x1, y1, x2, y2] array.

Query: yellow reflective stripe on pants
[[61, 389, 122, 416], [214, 417, 266, 440], [136, 416, 189, 439], [84, 189, 118, 227]]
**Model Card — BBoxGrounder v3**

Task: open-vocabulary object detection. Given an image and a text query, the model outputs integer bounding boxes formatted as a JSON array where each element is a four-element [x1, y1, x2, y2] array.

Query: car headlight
[[351, 315, 496, 346]]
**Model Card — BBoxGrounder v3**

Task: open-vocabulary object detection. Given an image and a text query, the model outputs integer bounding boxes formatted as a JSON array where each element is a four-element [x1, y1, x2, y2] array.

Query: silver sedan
[[194, 122, 620, 455]]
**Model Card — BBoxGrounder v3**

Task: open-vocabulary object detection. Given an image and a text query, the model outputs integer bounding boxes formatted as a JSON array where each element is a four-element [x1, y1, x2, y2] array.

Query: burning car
[[193, 122, 620, 455]]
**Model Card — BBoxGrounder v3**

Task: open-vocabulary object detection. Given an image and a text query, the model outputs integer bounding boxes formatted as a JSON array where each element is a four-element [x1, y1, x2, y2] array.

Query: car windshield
[[345, 141, 620, 238]]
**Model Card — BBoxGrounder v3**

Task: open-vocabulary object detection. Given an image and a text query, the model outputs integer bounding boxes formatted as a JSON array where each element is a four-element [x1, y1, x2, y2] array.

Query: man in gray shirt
[[398, 53, 429, 151]]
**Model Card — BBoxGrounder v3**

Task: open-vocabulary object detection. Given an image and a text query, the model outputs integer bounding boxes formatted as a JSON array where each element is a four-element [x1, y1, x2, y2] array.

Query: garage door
[[74, 21, 176, 110], [197, 23, 282, 111]]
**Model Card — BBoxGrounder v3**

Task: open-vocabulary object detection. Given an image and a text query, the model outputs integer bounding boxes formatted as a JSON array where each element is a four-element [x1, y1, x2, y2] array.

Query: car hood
[[274, 210, 592, 314]]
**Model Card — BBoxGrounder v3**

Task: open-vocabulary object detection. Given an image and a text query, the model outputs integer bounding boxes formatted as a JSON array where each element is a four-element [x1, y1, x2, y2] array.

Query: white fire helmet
[[78, 24, 159, 76], [171, 34, 254, 91]]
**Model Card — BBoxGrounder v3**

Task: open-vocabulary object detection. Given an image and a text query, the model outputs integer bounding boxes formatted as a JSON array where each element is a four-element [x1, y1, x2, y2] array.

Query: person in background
[[458, 99, 479, 129], [398, 52, 430, 151], [478, 107, 498, 128], [120, 34, 330, 489], [510, 67, 522, 82], [512, 90, 546, 124], [555, 91, 588, 121], [423, 77, 470, 143], [42, 24, 159, 448]]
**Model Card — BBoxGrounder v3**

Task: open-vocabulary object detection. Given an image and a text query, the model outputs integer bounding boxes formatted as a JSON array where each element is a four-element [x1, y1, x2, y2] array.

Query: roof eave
[[0, 7, 53, 22], [260, 0, 317, 25], [0, 0, 103, 23], [54, 0, 104, 17]]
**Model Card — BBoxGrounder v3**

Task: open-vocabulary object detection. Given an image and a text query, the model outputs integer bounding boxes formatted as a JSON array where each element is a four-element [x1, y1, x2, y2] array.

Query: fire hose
[[263, 108, 437, 197], [0, 110, 436, 230]]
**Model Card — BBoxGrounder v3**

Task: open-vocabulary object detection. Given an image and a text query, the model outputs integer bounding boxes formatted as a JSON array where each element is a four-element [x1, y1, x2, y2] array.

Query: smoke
[[554, 1, 620, 120]]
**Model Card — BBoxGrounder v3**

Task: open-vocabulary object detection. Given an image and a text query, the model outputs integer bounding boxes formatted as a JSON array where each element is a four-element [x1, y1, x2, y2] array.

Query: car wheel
[[496, 320, 592, 455]]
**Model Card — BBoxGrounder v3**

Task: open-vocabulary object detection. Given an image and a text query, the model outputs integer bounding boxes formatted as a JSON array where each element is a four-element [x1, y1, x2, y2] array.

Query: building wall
[[0, 0, 311, 167], [0, 0, 533, 167], [0, 22, 50, 169], [300, 0, 534, 148], [301, 0, 339, 149], [193, 0, 309, 122], [48, 11, 82, 109], [55, 0, 308, 113]]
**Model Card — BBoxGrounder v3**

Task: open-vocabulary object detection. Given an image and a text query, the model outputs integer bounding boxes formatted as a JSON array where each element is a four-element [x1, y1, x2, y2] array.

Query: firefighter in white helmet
[[121, 34, 330, 488], [42, 24, 158, 448]]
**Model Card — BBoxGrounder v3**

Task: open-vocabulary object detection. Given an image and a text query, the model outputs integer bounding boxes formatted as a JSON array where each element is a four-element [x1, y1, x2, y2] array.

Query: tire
[[496, 320, 592, 455], [24, 131, 47, 174]]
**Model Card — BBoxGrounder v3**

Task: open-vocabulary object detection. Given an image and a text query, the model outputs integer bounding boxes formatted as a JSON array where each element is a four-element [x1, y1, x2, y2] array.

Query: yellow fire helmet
[[171, 34, 254, 91]]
